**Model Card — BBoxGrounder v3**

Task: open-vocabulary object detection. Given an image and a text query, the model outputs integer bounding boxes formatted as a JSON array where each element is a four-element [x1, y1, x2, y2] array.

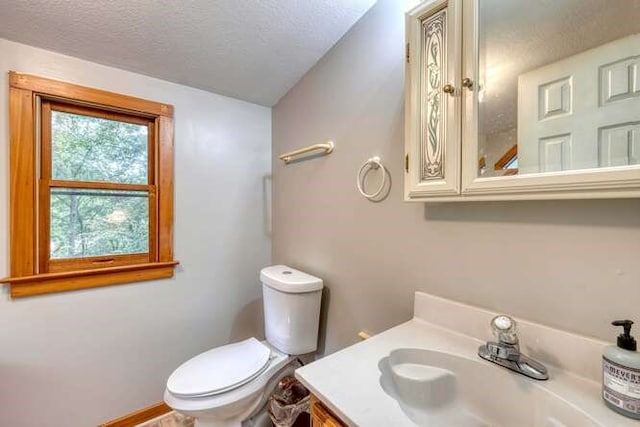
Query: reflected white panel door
[[518, 34, 640, 174]]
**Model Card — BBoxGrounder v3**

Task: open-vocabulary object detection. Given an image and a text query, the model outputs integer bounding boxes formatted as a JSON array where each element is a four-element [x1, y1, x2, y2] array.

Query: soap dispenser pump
[[603, 320, 640, 419]]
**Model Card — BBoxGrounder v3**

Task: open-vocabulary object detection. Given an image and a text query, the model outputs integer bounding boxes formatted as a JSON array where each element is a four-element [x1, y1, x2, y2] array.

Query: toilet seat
[[164, 342, 293, 418], [167, 338, 271, 398]]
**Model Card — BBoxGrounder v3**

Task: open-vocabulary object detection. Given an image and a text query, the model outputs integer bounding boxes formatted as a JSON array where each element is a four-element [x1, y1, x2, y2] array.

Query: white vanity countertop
[[295, 293, 637, 426]]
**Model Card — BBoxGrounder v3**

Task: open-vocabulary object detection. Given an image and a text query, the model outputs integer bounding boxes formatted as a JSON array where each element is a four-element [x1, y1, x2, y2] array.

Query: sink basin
[[379, 348, 599, 427]]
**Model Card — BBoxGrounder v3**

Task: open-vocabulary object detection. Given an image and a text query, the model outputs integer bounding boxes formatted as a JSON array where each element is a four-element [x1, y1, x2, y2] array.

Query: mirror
[[476, 0, 640, 178]]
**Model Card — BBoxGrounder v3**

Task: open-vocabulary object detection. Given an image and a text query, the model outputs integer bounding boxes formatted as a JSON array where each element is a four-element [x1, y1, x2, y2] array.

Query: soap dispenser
[[603, 320, 640, 419]]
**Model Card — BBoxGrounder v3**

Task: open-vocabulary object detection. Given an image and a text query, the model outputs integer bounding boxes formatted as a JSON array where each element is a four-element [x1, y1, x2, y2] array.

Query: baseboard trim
[[99, 402, 172, 427]]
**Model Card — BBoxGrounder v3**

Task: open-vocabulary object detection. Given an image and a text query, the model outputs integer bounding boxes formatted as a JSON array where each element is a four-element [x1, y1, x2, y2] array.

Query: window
[[494, 144, 518, 176], [3, 72, 177, 297]]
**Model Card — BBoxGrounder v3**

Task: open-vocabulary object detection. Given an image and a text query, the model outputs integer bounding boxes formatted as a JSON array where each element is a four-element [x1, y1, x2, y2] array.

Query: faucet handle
[[491, 315, 518, 345]]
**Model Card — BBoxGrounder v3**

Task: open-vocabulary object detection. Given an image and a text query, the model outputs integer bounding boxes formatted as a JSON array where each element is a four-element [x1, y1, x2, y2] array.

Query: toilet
[[164, 265, 323, 427]]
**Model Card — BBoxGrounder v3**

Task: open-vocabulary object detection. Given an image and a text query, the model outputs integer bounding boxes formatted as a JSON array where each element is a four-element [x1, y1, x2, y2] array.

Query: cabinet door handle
[[462, 77, 474, 89], [442, 84, 455, 94]]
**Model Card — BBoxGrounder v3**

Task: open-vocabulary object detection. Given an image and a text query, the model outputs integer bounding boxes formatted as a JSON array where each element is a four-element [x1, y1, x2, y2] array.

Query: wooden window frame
[[494, 144, 518, 176], [41, 101, 158, 273], [2, 72, 178, 297]]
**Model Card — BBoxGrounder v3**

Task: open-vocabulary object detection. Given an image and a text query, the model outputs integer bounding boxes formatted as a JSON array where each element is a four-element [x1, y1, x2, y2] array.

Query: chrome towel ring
[[356, 156, 388, 200]]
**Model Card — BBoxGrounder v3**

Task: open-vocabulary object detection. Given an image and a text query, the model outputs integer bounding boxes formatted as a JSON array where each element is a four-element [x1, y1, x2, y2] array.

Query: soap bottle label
[[603, 357, 640, 415]]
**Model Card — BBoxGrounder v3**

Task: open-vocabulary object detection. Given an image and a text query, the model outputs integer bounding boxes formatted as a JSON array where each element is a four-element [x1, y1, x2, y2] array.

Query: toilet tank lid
[[260, 265, 323, 293]]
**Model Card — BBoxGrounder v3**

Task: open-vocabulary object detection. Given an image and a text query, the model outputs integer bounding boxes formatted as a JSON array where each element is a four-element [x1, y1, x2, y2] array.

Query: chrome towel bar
[[279, 140, 334, 164]]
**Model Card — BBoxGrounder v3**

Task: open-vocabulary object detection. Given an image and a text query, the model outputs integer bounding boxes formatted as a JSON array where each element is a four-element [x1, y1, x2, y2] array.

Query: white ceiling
[[0, 0, 376, 106]]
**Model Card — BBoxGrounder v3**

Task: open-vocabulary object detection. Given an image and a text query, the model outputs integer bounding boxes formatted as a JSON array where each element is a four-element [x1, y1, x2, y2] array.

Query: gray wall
[[272, 0, 640, 356], [0, 39, 271, 426]]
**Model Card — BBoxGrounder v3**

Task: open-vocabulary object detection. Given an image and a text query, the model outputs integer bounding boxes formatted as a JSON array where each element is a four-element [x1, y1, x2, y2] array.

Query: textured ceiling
[[0, 0, 376, 106]]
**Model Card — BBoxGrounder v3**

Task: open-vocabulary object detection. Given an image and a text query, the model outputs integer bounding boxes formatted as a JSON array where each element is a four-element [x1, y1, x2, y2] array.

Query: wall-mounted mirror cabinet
[[404, 0, 640, 201]]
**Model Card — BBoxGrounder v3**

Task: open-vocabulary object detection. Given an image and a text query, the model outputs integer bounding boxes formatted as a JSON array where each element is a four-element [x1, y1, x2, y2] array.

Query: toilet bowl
[[164, 266, 323, 427], [164, 339, 294, 427]]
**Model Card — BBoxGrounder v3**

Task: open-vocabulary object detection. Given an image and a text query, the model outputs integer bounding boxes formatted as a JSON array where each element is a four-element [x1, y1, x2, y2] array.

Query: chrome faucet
[[478, 315, 549, 381]]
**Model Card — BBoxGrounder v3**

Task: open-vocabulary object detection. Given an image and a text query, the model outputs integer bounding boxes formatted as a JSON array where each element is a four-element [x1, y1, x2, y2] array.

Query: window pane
[[50, 188, 149, 259], [51, 111, 148, 184]]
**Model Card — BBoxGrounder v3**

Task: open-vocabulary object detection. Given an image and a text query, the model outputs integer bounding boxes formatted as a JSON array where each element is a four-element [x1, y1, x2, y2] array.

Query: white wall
[[272, 0, 640, 356], [0, 39, 272, 426]]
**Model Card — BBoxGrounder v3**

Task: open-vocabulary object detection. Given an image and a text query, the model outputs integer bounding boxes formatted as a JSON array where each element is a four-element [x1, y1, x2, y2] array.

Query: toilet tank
[[260, 265, 323, 355]]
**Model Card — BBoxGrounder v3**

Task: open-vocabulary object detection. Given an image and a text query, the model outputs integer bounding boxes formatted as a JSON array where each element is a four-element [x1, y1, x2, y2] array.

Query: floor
[[136, 411, 194, 427], [136, 411, 311, 427]]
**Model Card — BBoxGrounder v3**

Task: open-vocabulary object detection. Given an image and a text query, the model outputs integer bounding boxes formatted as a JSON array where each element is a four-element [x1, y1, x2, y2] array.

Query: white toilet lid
[[167, 338, 271, 397]]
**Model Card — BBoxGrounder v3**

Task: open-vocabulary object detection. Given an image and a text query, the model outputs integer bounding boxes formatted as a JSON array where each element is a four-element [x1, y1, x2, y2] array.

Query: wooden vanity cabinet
[[310, 394, 346, 427]]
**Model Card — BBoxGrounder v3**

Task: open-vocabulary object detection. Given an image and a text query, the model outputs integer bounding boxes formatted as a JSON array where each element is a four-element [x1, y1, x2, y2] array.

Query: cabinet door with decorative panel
[[404, 0, 462, 200]]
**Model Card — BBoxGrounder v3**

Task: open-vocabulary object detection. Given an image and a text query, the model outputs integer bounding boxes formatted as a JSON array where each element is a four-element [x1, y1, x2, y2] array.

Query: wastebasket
[[268, 376, 310, 427]]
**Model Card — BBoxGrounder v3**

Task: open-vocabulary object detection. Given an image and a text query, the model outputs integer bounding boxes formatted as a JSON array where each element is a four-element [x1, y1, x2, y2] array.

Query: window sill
[[0, 261, 179, 298]]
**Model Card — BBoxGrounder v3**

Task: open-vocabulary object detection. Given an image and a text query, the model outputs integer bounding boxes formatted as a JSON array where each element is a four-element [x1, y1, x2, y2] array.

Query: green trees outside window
[[50, 111, 150, 259]]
